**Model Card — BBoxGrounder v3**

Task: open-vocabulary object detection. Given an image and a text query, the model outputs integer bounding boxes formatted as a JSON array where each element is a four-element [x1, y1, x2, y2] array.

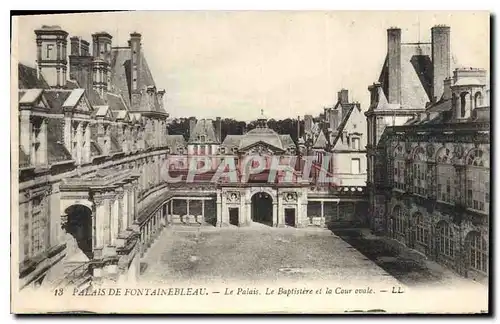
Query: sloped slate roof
[[106, 92, 128, 111], [189, 119, 218, 143], [221, 135, 243, 148], [44, 90, 72, 114], [165, 135, 186, 148], [378, 43, 433, 109], [239, 127, 283, 151], [109, 47, 161, 112], [18, 64, 49, 89], [47, 118, 73, 163]]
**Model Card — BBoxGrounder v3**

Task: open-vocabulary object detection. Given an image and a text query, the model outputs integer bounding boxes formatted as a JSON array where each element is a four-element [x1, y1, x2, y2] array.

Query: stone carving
[[426, 144, 435, 159], [283, 192, 297, 203], [226, 191, 240, 203], [453, 144, 464, 160]]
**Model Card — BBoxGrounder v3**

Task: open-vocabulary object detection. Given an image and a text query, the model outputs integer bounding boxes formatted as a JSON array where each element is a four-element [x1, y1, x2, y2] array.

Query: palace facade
[[17, 25, 372, 291], [366, 25, 490, 281]]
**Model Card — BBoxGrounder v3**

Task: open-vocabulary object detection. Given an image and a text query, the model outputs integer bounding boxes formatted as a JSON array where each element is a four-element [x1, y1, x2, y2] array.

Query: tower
[[34, 25, 68, 88], [91, 31, 113, 97]]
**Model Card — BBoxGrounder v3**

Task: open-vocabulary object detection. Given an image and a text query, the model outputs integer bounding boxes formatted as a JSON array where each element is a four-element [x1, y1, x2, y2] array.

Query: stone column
[[93, 196, 107, 252], [272, 202, 278, 227], [427, 161, 437, 199], [122, 184, 131, 230], [110, 192, 121, 246], [201, 199, 205, 224], [320, 200, 325, 227], [168, 200, 173, 225], [216, 189, 223, 227], [245, 201, 252, 225]]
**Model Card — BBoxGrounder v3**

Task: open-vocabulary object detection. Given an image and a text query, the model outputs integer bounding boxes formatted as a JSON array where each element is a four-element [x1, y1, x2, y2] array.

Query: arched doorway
[[64, 204, 93, 259], [251, 192, 273, 226]]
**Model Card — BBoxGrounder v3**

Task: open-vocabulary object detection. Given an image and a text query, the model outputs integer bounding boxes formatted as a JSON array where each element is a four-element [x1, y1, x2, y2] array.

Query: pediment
[[240, 141, 284, 155]]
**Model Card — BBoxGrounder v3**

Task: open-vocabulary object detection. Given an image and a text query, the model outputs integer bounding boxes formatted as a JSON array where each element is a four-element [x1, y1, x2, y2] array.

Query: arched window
[[414, 212, 429, 246], [412, 147, 427, 196], [474, 91, 483, 108], [438, 221, 455, 258], [466, 149, 490, 212], [436, 147, 455, 204], [466, 231, 488, 273], [393, 145, 405, 191], [460, 92, 468, 118], [393, 205, 406, 236]]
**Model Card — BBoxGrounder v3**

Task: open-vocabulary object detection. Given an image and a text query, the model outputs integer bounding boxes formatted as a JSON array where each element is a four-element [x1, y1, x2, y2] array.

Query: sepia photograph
[[10, 10, 490, 314]]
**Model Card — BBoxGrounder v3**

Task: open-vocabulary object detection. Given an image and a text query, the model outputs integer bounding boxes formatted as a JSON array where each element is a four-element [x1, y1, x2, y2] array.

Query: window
[[414, 213, 429, 246], [31, 197, 45, 257], [474, 92, 483, 107], [438, 222, 455, 258], [393, 206, 406, 236], [199, 135, 206, 143], [412, 147, 427, 196], [351, 158, 360, 174], [467, 232, 487, 273], [460, 92, 468, 118], [352, 138, 360, 150], [436, 147, 455, 204], [393, 146, 405, 190], [466, 149, 489, 213]]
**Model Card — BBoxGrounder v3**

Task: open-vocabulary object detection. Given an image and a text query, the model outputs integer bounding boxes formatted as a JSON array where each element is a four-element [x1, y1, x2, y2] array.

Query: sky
[[13, 11, 490, 121]]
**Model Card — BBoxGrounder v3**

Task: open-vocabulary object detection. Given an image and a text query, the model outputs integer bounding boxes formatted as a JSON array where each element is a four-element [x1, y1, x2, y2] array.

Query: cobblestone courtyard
[[139, 225, 403, 286]]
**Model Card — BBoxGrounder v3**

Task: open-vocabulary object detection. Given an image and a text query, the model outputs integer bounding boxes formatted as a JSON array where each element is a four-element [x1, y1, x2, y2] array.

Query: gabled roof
[[312, 130, 328, 149], [106, 92, 128, 111], [19, 89, 43, 105], [62, 89, 87, 110], [188, 119, 218, 143]]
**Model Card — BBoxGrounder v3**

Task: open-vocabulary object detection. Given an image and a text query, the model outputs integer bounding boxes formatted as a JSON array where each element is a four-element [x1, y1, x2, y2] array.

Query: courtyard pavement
[[138, 223, 402, 287]]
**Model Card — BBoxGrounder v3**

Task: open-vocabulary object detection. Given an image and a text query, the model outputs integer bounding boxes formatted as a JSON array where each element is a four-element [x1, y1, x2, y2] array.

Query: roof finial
[[261, 108, 264, 116]]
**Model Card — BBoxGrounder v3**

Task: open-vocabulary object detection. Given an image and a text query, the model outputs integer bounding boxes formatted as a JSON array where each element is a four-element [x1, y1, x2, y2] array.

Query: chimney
[[70, 36, 80, 55], [34, 25, 68, 88], [215, 117, 222, 142], [129, 32, 142, 109], [91, 32, 113, 98], [431, 25, 451, 102], [304, 115, 313, 134], [442, 77, 452, 101], [338, 89, 349, 104], [296, 116, 301, 141], [69, 37, 93, 95], [157, 89, 166, 111], [387, 27, 402, 104], [189, 117, 197, 139]]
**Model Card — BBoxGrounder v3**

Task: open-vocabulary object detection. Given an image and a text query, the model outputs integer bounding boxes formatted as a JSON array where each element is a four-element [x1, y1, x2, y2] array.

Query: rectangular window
[[352, 138, 360, 150], [437, 165, 455, 204], [351, 158, 360, 174]]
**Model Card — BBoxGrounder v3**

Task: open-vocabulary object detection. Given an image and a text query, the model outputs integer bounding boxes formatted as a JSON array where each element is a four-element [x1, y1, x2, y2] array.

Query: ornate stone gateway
[[216, 185, 308, 227], [251, 192, 273, 225]]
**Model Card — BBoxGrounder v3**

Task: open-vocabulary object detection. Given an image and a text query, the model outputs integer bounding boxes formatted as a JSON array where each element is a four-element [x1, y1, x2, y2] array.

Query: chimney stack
[[69, 36, 93, 95], [189, 117, 197, 139], [129, 32, 142, 109], [338, 89, 349, 104], [387, 27, 402, 104], [431, 25, 451, 102], [215, 117, 222, 142], [304, 115, 313, 134], [442, 77, 452, 101]]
